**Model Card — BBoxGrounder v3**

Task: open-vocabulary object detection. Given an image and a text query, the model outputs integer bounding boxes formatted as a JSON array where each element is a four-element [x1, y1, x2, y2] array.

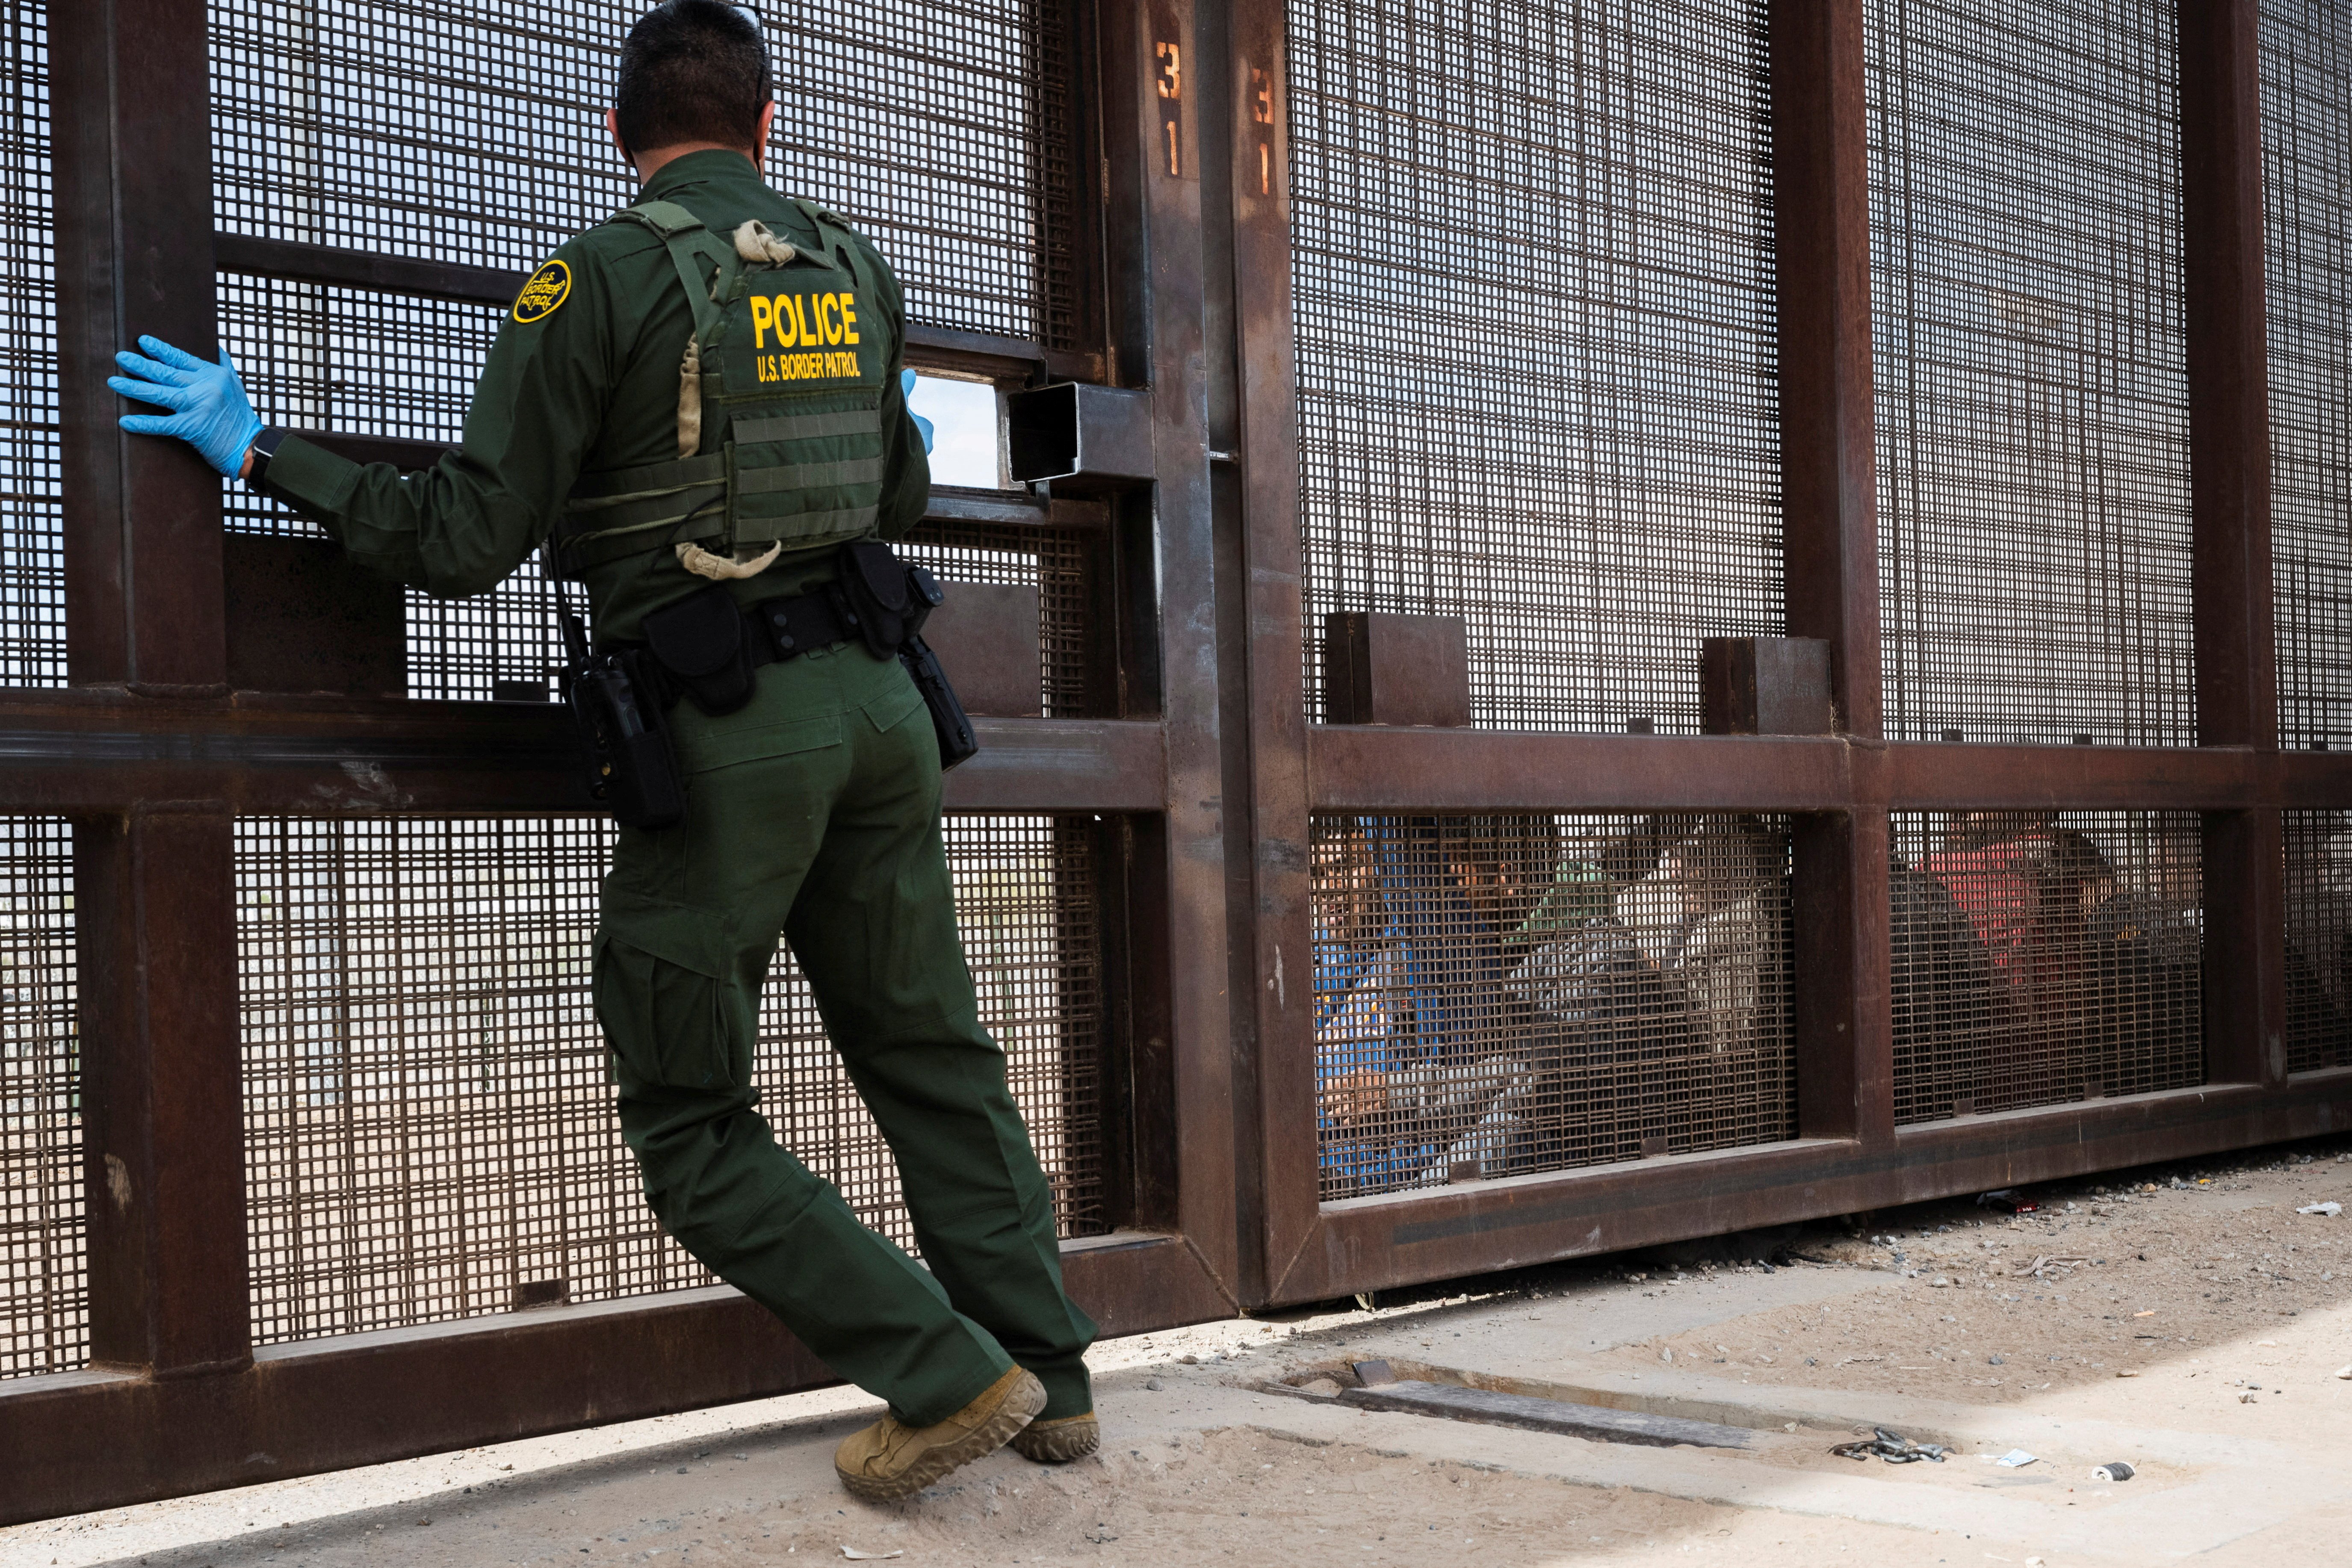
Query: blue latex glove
[[901, 368, 935, 455], [108, 335, 266, 478]]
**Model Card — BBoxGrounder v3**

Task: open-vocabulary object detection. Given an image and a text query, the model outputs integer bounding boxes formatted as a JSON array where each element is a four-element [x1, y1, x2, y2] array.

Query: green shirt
[[260, 150, 931, 644]]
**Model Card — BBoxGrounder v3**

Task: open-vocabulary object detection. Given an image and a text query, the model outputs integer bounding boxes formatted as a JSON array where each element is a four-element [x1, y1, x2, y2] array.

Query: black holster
[[564, 647, 686, 830], [833, 541, 981, 771]]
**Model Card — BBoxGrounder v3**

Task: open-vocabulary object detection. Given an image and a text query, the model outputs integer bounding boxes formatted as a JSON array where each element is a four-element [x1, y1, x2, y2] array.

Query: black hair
[[614, 1, 772, 157]]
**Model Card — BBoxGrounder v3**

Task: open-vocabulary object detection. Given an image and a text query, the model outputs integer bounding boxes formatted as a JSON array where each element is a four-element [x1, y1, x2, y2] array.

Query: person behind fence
[[1886, 850, 1994, 1118], [1310, 822, 1426, 1193], [105, 0, 1095, 1500], [1611, 817, 1788, 1058], [1309, 819, 1548, 1193], [2083, 820, 2203, 1087], [1918, 811, 2110, 1106], [2284, 812, 2352, 1068]]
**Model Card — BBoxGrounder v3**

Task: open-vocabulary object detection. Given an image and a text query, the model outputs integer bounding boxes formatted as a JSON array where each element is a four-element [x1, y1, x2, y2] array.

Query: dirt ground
[[8, 1130, 2349, 1568], [1607, 1146, 2352, 1404]]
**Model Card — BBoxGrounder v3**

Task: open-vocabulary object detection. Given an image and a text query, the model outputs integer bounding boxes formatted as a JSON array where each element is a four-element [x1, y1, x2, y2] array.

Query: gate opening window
[[1869, 3, 2194, 747], [908, 374, 1007, 490], [0, 817, 81, 1379], [1312, 812, 1795, 1201], [1288, 0, 1781, 734], [237, 813, 1106, 1345], [1889, 810, 2203, 1126], [2263, 3, 2352, 756]]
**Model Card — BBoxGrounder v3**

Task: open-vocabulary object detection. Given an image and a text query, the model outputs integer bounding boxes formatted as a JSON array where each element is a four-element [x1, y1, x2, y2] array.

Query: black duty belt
[[615, 581, 875, 717], [742, 585, 859, 667]]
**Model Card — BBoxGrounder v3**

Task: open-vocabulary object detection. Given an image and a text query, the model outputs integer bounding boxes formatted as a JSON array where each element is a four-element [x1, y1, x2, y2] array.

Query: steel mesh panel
[[238, 813, 1105, 1344], [215, 272, 557, 702], [1312, 812, 1795, 1202], [2284, 810, 2352, 1075], [1889, 810, 2202, 1126], [1868, 2, 2195, 747], [0, 818, 81, 1378], [0, 4, 58, 688], [902, 520, 1097, 717], [209, 0, 1079, 347], [1287, 0, 1781, 734], [773, 1, 1079, 348], [2262, 3, 2352, 753]]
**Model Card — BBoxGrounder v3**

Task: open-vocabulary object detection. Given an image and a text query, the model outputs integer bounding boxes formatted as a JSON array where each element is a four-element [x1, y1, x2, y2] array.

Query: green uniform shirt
[[260, 150, 931, 644]]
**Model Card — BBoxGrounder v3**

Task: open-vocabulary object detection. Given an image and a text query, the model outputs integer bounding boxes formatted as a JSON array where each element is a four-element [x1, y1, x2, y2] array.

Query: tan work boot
[[1008, 1411, 1099, 1463], [833, 1367, 1046, 1501]]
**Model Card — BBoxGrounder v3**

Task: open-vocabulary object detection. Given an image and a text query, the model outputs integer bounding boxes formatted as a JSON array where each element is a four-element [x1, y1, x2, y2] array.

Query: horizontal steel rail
[[0, 1231, 1231, 1526], [0, 694, 1167, 815], [1308, 727, 2352, 812], [1280, 1073, 2352, 1301]]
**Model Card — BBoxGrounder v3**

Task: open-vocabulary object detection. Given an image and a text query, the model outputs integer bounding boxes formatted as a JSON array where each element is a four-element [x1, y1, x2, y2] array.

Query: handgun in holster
[[558, 604, 687, 831]]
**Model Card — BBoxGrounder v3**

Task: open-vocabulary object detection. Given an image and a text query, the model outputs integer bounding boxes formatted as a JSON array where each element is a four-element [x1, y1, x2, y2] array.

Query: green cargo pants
[[591, 638, 1097, 1427]]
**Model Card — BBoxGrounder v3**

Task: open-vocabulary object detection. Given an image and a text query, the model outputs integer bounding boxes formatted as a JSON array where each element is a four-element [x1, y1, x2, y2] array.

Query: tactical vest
[[556, 198, 890, 579]]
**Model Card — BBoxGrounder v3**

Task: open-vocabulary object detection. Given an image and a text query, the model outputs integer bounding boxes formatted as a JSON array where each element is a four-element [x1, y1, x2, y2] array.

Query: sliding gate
[[2, 0, 2348, 1521]]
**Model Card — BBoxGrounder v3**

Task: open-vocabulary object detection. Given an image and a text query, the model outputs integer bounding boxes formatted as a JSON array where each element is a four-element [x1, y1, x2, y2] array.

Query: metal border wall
[[0, 0, 2346, 1523]]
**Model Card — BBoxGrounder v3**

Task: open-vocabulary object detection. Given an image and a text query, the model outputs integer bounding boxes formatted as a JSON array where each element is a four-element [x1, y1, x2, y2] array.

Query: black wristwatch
[[244, 425, 291, 492]]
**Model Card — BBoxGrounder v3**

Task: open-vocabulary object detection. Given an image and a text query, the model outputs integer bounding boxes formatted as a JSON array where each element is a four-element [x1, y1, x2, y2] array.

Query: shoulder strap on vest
[[788, 198, 872, 291], [610, 199, 704, 238], [612, 201, 736, 340]]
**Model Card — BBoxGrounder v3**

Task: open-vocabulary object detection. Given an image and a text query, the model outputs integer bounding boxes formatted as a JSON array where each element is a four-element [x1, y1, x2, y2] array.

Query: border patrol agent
[[109, 0, 1097, 1500]]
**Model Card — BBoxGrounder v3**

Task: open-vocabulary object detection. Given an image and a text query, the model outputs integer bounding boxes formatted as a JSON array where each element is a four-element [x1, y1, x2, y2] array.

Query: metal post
[[1101, 0, 1244, 1305], [1219, 0, 1319, 1303], [1771, 0, 1895, 1143], [53, 0, 228, 693], [2181, 0, 2285, 1087], [76, 807, 251, 1376], [50, 0, 254, 1377]]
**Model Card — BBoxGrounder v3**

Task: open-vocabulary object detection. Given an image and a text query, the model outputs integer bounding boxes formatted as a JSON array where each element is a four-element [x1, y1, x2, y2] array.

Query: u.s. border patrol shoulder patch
[[512, 259, 572, 323]]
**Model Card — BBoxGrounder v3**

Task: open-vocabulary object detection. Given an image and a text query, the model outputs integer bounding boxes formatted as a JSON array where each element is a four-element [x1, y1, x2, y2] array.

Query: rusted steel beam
[[54, 0, 228, 692], [1100, 0, 1245, 1305], [76, 808, 251, 1377], [1770, 0, 1893, 1147], [1881, 740, 2280, 809], [0, 1232, 1229, 1526], [1310, 727, 1856, 811], [1770, 0, 1882, 743], [1306, 728, 2337, 814], [1793, 806, 1894, 1143], [1268, 1075, 2352, 1302], [1224, 0, 1321, 1309], [50, 0, 256, 1435], [941, 718, 1170, 811], [2182, 0, 2277, 752], [2181, 0, 2287, 1088], [2274, 753, 2352, 809], [0, 694, 1167, 814]]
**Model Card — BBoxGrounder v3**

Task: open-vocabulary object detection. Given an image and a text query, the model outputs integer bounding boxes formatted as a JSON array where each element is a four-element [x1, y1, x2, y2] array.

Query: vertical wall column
[[53, 0, 228, 693], [1102, 0, 1244, 1302], [1218, 0, 1317, 1302], [2181, 0, 2284, 1086], [52, 0, 252, 1374], [77, 808, 248, 1377], [1771, 0, 1894, 1144]]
